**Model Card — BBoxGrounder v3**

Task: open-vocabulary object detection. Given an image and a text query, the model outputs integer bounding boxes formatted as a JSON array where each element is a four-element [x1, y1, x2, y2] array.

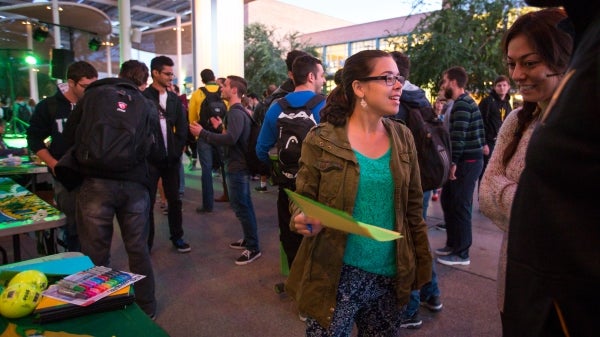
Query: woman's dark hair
[[500, 8, 571, 166], [320, 50, 390, 126]]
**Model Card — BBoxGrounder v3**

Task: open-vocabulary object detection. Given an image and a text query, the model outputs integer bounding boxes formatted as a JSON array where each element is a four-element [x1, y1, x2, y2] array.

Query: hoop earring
[[360, 98, 368, 109]]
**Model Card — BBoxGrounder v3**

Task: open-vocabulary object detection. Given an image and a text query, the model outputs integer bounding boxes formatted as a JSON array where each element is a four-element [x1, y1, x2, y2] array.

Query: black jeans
[[148, 160, 183, 248], [278, 182, 303, 268], [441, 159, 483, 259]]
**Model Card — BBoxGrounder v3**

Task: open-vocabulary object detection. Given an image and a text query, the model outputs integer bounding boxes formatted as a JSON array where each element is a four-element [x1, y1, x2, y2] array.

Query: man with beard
[[503, 1, 600, 336], [143, 56, 190, 253], [435, 66, 485, 266]]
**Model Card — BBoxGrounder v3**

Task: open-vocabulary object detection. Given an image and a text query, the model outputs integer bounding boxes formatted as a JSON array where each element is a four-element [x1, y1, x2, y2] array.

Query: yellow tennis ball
[[8, 270, 48, 291], [0, 283, 42, 318]]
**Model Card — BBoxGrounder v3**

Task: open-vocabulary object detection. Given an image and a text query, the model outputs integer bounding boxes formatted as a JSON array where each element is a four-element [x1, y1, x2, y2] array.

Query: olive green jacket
[[285, 118, 432, 329]]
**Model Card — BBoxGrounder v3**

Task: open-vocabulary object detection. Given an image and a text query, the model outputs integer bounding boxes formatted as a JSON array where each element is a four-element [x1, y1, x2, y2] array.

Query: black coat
[[503, 4, 600, 337], [143, 85, 188, 166]]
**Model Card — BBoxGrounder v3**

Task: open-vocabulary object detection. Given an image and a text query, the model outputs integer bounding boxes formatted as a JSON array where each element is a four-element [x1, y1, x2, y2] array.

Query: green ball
[[0, 283, 42, 318], [8, 270, 48, 292]]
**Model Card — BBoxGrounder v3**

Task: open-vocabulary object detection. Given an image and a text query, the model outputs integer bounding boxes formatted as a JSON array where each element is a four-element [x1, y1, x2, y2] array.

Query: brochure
[[285, 189, 402, 242]]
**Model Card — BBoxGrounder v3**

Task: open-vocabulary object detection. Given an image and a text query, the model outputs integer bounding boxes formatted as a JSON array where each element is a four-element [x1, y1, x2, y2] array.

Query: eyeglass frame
[[357, 74, 405, 86], [160, 71, 175, 77], [76, 81, 90, 89]]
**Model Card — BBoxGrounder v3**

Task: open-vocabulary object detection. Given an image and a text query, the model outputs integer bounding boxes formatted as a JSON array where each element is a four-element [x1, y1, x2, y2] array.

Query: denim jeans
[[441, 159, 483, 259], [403, 263, 440, 317], [53, 178, 80, 251], [197, 138, 214, 211], [76, 178, 156, 315], [226, 170, 259, 252], [422, 190, 432, 220], [402, 189, 440, 318]]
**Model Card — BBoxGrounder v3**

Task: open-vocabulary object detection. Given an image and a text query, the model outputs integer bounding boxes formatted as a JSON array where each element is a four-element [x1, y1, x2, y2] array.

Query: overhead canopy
[[1, 2, 112, 36], [137, 22, 192, 55], [0, 2, 113, 72]]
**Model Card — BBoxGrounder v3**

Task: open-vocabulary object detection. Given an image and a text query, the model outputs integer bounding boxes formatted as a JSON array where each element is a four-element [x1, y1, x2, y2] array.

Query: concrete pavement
[[4, 163, 504, 336]]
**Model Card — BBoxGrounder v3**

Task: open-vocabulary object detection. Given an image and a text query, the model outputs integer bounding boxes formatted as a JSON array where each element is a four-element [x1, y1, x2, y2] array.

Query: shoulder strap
[[200, 86, 221, 98], [278, 94, 324, 111], [278, 97, 290, 110], [305, 94, 325, 110]]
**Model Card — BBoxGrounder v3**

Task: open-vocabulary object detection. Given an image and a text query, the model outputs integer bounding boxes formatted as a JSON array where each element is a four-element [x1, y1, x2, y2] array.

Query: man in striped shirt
[[435, 66, 485, 266]]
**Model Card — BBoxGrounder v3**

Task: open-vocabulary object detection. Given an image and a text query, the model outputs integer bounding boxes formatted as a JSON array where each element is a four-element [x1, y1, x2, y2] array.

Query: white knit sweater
[[479, 107, 538, 312]]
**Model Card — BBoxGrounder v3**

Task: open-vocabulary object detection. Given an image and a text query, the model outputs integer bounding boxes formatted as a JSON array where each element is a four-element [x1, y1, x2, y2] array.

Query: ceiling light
[[33, 25, 49, 42], [88, 37, 102, 51]]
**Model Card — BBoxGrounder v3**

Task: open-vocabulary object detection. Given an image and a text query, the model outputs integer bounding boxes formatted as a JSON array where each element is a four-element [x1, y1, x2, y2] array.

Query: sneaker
[[421, 295, 443, 312], [229, 239, 247, 250], [161, 207, 169, 215], [188, 159, 198, 171], [400, 313, 422, 329], [196, 206, 212, 213], [235, 249, 262, 265], [173, 238, 191, 253], [437, 254, 470, 266], [435, 222, 446, 231], [434, 246, 453, 256], [254, 186, 267, 192]]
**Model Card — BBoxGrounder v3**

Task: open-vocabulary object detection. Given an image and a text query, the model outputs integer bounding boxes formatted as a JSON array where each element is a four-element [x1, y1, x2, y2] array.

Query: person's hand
[[483, 144, 490, 156], [209, 116, 222, 130], [293, 212, 323, 237], [449, 163, 457, 180], [189, 121, 203, 137]]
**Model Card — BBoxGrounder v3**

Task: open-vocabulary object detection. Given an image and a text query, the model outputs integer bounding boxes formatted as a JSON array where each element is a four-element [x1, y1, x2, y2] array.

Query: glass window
[[350, 40, 377, 55], [324, 44, 348, 76]]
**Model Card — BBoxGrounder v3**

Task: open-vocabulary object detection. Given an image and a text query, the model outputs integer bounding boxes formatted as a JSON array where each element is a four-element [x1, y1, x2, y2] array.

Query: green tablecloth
[[0, 303, 170, 337]]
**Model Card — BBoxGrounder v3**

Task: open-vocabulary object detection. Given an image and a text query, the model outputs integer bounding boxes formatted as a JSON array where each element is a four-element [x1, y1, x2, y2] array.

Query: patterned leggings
[[306, 264, 402, 337]]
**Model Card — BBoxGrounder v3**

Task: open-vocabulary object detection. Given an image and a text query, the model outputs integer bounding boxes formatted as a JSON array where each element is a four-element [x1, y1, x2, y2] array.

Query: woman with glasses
[[479, 7, 572, 316], [285, 50, 432, 336]]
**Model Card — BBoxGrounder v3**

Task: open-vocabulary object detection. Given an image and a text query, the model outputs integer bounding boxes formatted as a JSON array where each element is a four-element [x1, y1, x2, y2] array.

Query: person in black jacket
[[143, 56, 190, 253], [503, 1, 600, 336], [27, 61, 97, 252], [63, 60, 158, 319], [478, 75, 512, 185]]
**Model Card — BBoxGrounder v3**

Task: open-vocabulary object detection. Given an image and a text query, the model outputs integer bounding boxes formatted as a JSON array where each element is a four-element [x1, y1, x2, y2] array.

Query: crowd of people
[[9, 0, 597, 334]]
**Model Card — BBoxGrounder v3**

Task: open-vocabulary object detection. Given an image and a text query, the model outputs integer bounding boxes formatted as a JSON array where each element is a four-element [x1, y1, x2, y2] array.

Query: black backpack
[[274, 95, 325, 181], [199, 87, 227, 132], [237, 106, 270, 176], [74, 81, 153, 172], [403, 102, 451, 191]]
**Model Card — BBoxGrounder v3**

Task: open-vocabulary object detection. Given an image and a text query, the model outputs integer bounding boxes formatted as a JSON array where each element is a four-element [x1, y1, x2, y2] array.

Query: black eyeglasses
[[358, 74, 405, 86], [161, 71, 175, 77]]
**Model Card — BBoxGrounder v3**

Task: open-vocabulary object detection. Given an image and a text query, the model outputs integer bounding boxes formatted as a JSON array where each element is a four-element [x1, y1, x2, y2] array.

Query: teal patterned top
[[343, 147, 397, 277]]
